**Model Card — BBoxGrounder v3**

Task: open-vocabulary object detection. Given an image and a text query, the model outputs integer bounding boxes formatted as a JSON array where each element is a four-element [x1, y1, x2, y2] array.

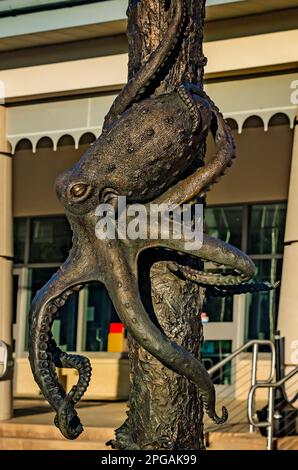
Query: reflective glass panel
[[29, 217, 72, 263], [203, 296, 233, 322], [246, 259, 283, 342], [205, 206, 243, 249], [201, 340, 232, 385], [25, 268, 78, 351], [14, 218, 27, 264], [83, 283, 121, 352], [248, 203, 287, 255]]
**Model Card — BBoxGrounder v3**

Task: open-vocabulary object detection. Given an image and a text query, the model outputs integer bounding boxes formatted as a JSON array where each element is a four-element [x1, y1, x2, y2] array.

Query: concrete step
[[1, 422, 297, 450], [0, 437, 108, 450], [0, 422, 114, 441], [207, 432, 268, 450], [207, 432, 298, 450], [0, 422, 114, 450], [278, 436, 298, 450]]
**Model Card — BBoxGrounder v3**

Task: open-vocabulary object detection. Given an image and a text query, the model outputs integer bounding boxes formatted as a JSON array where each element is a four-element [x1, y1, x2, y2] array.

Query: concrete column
[[0, 105, 13, 420], [278, 118, 298, 366]]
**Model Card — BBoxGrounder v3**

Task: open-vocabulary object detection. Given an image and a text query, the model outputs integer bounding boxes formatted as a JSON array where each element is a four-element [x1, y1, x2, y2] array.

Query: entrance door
[[201, 294, 246, 398]]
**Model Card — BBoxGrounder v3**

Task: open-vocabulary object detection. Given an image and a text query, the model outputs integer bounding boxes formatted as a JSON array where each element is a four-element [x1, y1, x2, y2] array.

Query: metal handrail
[[248, 366, 298, 451], [207, 339, 276, 435], [208, 339, 276, 381]]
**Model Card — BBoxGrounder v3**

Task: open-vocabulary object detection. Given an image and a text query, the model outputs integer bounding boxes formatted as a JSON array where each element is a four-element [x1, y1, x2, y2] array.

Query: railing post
[[249, 343, 259, 433], [267, 386, 275, 450]]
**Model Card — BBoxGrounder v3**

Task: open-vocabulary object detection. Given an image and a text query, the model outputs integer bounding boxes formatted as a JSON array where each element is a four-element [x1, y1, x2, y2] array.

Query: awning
[[7, 72, 298, 154]]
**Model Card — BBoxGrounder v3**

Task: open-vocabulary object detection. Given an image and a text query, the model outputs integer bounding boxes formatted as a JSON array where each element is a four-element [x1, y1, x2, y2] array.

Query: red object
[[109, 323, 124, 333]]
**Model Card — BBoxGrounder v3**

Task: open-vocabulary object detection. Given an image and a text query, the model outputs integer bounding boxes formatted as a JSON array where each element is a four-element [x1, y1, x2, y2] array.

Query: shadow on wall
[[206, 113, 294, 205], [13, 114, 294, 216], [13, 133, 96, 217]]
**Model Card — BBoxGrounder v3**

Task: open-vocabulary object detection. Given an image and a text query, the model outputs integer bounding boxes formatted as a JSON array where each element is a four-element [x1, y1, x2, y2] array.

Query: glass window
[[246, 259, 283, 342], [13, 204, 287, 356], [203, 296, 233, 323], [205, 206, 243, 249], [248, 203, 287, 255], [14, 218, 27, 264], [25, 268, 78, 352], [246, 203, 286, 343], [83, 283, 121, 352], [204, 206, 239, 323], [29, 217, 72, 264], [201, 340, 232, 385]]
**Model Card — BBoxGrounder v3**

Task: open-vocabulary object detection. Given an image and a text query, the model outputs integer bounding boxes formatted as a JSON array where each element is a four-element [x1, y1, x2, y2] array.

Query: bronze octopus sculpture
[[28, 0, 275, 440]]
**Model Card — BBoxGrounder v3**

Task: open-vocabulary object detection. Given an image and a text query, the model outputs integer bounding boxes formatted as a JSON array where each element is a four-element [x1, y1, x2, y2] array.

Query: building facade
[[0, 0, 297, 408]]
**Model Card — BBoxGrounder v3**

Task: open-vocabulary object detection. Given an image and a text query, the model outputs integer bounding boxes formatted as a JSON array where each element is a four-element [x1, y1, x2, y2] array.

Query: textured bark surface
[[125, 261, 206, 450], [110, 0, 207, 450], [27, 0, 267, 446], [127, 0, 207, 89]]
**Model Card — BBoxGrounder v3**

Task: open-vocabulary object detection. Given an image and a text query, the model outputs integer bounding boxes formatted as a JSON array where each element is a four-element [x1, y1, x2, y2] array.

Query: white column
[[0, 105, 13, 420], [233, 294, 246, 349], [278, 118, 298, 366]]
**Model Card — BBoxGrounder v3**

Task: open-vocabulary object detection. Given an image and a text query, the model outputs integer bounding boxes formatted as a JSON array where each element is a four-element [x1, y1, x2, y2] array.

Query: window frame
[[13, 214, 126, 358], [14, 202, 287, 358], [205, 200, 287, 256], [205, 200, 287, 343]]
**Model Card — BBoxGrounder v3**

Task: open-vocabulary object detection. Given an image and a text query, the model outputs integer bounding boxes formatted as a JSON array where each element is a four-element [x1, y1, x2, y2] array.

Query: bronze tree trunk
[[28, 0, 273, 451], [110, 0, 208, 450]]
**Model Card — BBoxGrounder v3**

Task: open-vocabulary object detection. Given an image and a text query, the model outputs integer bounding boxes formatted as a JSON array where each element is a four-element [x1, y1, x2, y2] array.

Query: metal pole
[[267, 386, 275, 451], [249, 343, 258, 433]]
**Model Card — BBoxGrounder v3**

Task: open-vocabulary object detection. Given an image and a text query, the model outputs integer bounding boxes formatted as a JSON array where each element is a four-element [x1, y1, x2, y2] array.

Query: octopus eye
[[70, 183, 91, 201]]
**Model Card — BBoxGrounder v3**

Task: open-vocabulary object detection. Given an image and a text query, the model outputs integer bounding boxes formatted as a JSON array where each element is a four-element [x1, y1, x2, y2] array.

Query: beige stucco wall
[[278, 122, 298, 365], [13, 144, 88, 216], [14, 353, 272, 402], [13, 124, 293, 217], [278, 243, 298, 366], [14, 357, 130, 400], [1, 30, 298, 101], [207, 124, 293, 205]]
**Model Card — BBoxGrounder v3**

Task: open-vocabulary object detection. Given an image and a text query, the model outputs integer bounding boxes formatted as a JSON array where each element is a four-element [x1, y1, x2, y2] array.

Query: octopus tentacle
[[177, 84, 203, 133], [140, 233, 256, 284], [28, 249, 98, 440], [168, 262, 249, 287], [154, 87, 235, 206], [168, 262, 279, 291], [205, 281, 280, 297], [103, 0, 186, 128], [185, 83, 236, 193], [51, 340, 92, 406], [104, 250, 227, 425]]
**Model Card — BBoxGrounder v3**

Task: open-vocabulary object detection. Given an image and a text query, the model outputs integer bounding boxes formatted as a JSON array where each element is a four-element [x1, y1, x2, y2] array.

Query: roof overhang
[[7, 72, 298, 154], [1, 29, 297, 104], [1, 0, 298, 51]]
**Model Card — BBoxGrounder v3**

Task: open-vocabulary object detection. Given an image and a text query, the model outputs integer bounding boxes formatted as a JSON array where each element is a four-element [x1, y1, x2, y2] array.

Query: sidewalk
[[1, 400, 297, 450], [11, 398, 127, 428]]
